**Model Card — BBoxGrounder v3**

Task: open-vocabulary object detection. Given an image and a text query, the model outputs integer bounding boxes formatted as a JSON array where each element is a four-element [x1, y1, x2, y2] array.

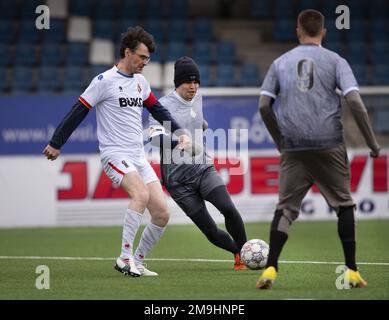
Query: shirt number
[[297, 59, 314, 92]]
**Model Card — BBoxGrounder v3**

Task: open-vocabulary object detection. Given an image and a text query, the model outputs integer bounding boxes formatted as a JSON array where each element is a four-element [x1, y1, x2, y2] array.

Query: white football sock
[[134, 222, 165, 264], [120, 209, 142, 259]]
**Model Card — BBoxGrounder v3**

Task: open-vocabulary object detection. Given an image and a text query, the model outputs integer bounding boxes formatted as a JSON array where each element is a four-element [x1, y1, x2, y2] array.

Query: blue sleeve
[[49, 101, 90, 149], [145, 100, 182, 134]]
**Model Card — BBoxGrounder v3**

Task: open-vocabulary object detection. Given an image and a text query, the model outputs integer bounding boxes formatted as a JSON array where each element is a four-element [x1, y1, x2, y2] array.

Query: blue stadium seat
[[296, 0, 321, 14], [216, 41, 236, 64], [0, 19, 16, 43], [165, 41, 187, 62], [325, 20, 343, 43], [63, 66, 87, 94], [346, 42, 367, 65], [119, 0, 141, 19], [37, 66, 60, 93], [192, 41, 213, 64], [0, 2, 18, 19], [370, 41, 389, 63], [17, 19, 42, 43], [215, 64, 236, 87], [94, 20, 116, 39], [198, 64, 213, 87], [11, 67, 34, 94], [90, 64, 110, 78], [368, 0, 388, 19], [240, 63, 260, 87], [14, 43, 37, 66], [251, 0, 271, 19], [144, 0, 163, 18], [374, 109, 389, 134], [274, 20, 296, 42], [119, 19, 138, 35], [40, 44, 64, 66], [0, 67, 9, 92], [94, 0, 118, 19], [20, 0, 41, 19], [370, 20, 389, 42], [69, 0, 92, 16], [193, 17, 213, 42], [168, 20, 189, 42], [352, 1, 368, 19], [42, 19, 66, 44], [350, 64, 369, 85], [0, 44, 13, 67], [274, 1, 295, 19], [144, 19, 165, 44], [169, 0, 189, 18], [371, 65, 389, 85], [323, 40, 343, 55], [66, 43, 89, 66], [151, 46, 163, 63], [345, 20, 366, 43], [321, 0, 341, 18]]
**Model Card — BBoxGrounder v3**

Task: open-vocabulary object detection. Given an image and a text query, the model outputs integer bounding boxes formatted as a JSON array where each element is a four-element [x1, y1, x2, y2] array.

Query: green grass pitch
[[0, 220, 388, 300]]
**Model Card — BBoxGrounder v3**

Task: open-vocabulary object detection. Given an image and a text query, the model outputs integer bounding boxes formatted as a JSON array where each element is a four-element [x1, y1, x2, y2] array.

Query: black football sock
[[266, 210, 289, 271], [337, 205, 357, 271]]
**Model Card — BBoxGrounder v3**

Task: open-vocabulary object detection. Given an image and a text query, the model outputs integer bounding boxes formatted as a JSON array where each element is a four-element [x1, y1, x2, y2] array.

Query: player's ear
[[296, 27, 301, 39], [124, 48, 131, 58], [321, 28, 327, 40]]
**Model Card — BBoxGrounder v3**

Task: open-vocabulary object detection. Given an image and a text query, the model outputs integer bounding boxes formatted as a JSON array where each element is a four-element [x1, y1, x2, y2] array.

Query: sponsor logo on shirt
[[118, 97, 143, 107]]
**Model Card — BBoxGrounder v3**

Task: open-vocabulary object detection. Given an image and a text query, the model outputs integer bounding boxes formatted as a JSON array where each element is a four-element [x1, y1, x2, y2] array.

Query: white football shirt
[[79, 66, 157, 158]]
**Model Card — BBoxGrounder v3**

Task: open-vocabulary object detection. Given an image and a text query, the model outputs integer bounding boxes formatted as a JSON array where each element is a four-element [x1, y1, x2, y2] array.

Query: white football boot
[[136, 263, 159, 276], [114, 257, 141, 277]]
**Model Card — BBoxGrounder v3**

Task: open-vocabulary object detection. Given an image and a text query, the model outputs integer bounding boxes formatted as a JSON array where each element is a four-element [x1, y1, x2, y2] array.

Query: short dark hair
[[297, 9, 325, 37], [120, 26, 155, 58]]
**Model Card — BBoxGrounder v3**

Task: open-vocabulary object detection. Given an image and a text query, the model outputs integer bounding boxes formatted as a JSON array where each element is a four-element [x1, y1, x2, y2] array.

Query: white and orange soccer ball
[[240, 239, 269, 270]]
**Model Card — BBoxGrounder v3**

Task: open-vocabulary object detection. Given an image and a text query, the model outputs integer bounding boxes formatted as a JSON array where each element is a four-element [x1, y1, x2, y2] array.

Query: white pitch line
[[0, 256, 388, 266]]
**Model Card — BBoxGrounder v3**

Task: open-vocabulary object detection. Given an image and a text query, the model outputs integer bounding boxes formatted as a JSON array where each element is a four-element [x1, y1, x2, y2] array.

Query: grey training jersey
[[148, 91, 213, 186], [261, 44, 359, 151]]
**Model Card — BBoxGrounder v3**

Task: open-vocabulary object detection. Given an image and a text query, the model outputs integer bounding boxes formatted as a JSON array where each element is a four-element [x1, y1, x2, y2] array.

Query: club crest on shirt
[[137, 83, 142, 93], [190, 108, 197, 118]]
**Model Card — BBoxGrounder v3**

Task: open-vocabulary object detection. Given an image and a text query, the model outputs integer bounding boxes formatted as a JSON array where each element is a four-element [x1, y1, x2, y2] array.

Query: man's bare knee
[[131, 188, 150, 207], [150, 204, 170, 227]]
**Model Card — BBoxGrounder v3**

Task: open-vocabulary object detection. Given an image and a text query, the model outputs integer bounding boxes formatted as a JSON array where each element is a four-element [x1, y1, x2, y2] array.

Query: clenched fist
[[43, 144, 60, 161]]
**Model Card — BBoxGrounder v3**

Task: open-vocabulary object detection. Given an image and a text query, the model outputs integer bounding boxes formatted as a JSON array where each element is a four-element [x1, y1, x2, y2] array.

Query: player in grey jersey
[[256, 10, 380, 289], [148, 57, 248, 270]]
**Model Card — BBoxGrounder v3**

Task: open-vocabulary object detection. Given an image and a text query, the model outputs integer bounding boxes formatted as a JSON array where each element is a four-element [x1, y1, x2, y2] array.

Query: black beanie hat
[[174, 56, 200, 88]]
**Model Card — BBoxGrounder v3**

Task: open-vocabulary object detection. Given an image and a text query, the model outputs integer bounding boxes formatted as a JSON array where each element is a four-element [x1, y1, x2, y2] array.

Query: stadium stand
[[1, 0, 387, 96], [0, 0, 386, 150]]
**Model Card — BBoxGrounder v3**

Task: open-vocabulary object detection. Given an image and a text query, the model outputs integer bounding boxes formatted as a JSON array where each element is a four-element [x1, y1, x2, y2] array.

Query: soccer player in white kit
[[43, 26, 190, 277]]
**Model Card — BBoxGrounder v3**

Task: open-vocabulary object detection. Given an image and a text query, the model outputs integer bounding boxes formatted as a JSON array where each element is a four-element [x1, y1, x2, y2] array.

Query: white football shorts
[[101, 154, 159, 186]]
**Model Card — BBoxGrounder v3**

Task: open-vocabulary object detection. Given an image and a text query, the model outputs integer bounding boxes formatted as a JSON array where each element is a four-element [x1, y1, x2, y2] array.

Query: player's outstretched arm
[[344, 90, 381, 158], [259, 95, 282, 152], [43, 101, 90, 160], [145, 98, 190, 150]]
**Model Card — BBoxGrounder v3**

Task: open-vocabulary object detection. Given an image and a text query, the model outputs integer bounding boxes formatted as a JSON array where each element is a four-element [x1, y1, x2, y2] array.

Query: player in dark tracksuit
[[148, 57, 248, 270], [256, 9, 381, 289]]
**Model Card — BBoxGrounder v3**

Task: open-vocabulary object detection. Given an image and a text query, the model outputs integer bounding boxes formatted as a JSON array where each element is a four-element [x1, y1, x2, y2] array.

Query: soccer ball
[[240, 239, 269, 270]]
